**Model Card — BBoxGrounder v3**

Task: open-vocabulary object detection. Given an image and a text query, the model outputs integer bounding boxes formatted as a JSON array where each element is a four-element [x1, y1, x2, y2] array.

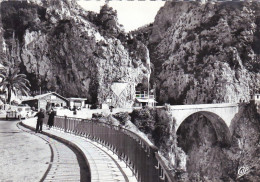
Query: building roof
[[22, 92, 68, 102], [68, 98, 87, 101], [135, 98, 157, 103]]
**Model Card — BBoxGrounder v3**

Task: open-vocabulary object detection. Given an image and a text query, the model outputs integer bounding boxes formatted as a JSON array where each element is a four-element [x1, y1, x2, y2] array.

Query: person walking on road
[[35, 108, 45, 133], [47, 108, 55, 129]]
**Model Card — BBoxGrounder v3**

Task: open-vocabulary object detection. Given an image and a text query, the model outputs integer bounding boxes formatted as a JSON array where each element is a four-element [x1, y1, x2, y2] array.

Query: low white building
[[68, 98, 88, 109], [134, 91, 157, 107], [22, 92, 68, 111]]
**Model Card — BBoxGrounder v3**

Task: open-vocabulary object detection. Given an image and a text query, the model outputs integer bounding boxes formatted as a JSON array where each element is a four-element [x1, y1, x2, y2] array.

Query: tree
[[0, 66, 30, 104]]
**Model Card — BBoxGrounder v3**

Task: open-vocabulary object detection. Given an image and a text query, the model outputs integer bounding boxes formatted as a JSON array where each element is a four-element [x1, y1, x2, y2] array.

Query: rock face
[[129, 104, 260, 181], [0, 8, 5, 60], [0, 0, 150, 105], [130, 2, 260, 180], [177, 113, 236, 181], [230, 103, 260, 181], [148, 1, 260, 104], [180, 103, 260, 182]]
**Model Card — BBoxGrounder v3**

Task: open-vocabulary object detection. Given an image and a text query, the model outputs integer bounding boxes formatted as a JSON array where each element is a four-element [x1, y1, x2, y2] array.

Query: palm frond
[[13, 77, 30, 83], [19, 87, 30, 96], [0, 65, 31, 101], [14, 82, 30, 92], [11, 87, 17, 96], [0, 74, 6, 79], [13, 73, 27, 80], [0, 81, 7, 88]]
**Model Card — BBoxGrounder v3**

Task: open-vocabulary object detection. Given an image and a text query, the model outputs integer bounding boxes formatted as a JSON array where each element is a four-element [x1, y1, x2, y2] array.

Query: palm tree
[[0, 66, 30, 104]]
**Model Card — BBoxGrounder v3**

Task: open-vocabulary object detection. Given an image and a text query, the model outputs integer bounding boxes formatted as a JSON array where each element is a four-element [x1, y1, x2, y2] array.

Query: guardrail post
[[65, 116, 68, 132], [91, 120, 93, 139], [147, 146, 159, 182]]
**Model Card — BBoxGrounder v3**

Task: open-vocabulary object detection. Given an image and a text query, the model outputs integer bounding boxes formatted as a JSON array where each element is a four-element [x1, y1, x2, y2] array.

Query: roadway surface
[[0, 118, 90, 182], [23, 118, 137, 182]]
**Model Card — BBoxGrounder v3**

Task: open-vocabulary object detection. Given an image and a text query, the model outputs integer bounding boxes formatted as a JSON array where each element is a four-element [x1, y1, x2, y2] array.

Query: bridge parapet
[[169, 103, 239, 110]]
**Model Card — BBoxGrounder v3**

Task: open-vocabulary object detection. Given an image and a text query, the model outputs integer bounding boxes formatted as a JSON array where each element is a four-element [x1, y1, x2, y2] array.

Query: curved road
[[0, 119, 90, 182]]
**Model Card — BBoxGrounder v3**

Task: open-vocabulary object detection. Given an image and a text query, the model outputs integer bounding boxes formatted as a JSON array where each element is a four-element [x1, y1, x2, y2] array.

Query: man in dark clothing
[[35, 108, 45, 133], [47, 109, 55, 129]]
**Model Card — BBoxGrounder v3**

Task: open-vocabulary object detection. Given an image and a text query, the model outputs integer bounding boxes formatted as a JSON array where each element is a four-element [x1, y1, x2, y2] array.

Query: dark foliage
[[129, 108, 173, 160], [1, 1, 47, 42], [152, 121, 170, 147], [168, 80, 194, 105], [53, 20, 72, 38], [112, 112, 129, 125], [130, 108, 156, 135], [253, 9, 260, 54], [19, 63, 39, 93], [92, 113, 104, 118]]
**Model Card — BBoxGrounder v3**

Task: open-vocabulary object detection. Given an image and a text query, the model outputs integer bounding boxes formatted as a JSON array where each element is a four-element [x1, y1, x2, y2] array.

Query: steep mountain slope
[[0, 8, 4, 61], [0, 0, 150, 105], [230, 103, 260, 181], [149, 1, 260, 104]]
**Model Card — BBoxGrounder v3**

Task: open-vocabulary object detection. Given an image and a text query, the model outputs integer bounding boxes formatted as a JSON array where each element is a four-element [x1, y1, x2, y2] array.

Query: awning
[[68, 98, 88, 101], [135, 98, 157, 103]]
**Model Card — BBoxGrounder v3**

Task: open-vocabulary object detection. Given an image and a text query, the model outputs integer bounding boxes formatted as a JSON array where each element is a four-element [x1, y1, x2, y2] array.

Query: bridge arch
[[170, 103, 239, 131], [176, 111, 232, 148]]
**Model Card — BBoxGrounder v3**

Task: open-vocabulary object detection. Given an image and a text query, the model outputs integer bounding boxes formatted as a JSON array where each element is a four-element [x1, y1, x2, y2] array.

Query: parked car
[[17, 106, 33, 119], [6, 110, 18, 120], [6, 106, 33, 120]]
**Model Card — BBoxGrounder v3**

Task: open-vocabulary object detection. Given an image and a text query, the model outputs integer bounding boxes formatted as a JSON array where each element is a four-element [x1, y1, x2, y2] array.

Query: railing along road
[[43, 116, 174, 182]]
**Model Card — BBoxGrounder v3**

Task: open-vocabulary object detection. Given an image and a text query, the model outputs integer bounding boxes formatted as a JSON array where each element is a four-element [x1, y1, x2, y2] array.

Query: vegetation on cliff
[[0, 0, 150, 105], [143, 1, 260, 105], [126, 103, 260, 181]]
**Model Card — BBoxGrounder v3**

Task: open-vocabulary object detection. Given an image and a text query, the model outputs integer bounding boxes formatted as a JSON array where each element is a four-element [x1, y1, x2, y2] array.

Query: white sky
[[77, 0, 165, 32]]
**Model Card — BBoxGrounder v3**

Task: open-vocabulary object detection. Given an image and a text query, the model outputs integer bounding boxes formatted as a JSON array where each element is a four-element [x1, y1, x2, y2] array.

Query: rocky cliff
[[0, 0, 150, 105], [126, 103, 260, 181], [147, 1, 260, 104], [128, 2, 260, 181], [0, 7, 4, 61]]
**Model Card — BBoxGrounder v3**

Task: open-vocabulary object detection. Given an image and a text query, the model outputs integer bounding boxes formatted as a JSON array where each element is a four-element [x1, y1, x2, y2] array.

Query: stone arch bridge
[[169, 103, 239, 131], [167, 103, 240, 145]]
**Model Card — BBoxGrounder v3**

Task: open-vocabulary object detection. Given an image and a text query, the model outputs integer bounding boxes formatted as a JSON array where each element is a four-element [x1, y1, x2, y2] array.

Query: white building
[[68, 98, 88, 109], [134, 91, 157, 107]]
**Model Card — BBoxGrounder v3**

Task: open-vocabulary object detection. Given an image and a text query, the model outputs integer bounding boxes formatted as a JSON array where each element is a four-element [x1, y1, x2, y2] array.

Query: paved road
[[24, 118, 137, 182], [0, 119, 90, 182]]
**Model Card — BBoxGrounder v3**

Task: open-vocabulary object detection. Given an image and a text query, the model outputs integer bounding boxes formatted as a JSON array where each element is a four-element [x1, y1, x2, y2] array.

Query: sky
[[77, 0, 165, 32]]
